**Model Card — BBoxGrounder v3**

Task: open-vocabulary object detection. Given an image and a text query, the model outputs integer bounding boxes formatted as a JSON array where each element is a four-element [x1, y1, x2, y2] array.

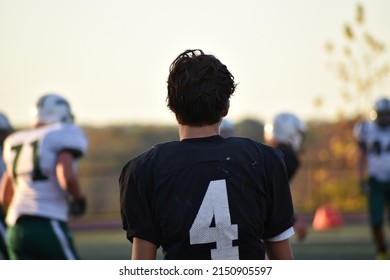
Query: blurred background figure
[[219, 118, 235, 138], [264, 112, 308, 241], [0, 112, 13, 259], [0, 94, 88, 259], [353, 96, 390, 260]]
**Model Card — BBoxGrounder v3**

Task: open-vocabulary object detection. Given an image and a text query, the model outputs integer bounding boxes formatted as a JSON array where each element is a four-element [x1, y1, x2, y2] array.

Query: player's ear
[[221, 100, 230, 117]]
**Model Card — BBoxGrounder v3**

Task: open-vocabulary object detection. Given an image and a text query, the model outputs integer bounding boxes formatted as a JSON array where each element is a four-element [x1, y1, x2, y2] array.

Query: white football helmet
[[32, 93, 74, 126], [264, 112, 306, 152], [370, 97, 390, 128], [220, 118, 235, 138]]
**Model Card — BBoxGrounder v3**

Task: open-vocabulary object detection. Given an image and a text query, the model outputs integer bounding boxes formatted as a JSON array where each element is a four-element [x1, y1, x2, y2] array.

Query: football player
[[354, 97, 390, 260], [264, 112, 307, 241], [0, 112, 13, 259], [120, 49, 295, 260], [0, 94, 88, 259]]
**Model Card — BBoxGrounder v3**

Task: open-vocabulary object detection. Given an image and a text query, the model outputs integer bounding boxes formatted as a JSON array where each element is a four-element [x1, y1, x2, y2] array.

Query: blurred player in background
[[0, 112, 13, 259], [264, 112, 307, 241], [0, 94, 88, 259], [120, 49, 295, 260], [353, 97, 390, 260], [219, 118, 235, 138]]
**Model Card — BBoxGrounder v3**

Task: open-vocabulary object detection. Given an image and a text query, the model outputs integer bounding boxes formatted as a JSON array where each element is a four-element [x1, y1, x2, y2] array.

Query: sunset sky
[[1, 0, 390, 127]]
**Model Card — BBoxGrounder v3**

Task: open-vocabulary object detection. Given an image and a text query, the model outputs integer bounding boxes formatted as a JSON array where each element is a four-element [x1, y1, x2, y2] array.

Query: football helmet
[[264, 112, 306, 152], [32, 93, 74, 126], [0, 112, 12, 131], [370, 97, 390, 128]]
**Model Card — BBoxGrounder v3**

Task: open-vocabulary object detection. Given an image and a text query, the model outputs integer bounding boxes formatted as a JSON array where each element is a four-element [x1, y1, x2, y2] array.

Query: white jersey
[[3, 123, 88, 225], [353, 121, 390, 181]]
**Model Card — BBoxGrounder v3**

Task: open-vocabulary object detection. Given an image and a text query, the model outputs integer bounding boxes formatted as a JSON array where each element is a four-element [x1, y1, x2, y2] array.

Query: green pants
[[6, 215, 79, 260], [368, 177, 390, 230]]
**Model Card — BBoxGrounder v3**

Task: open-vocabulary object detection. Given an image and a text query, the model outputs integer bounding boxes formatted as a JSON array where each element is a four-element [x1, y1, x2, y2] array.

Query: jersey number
[[189, 179, 239, 259], [11, 140, 48, 182], [369, 141, 390, 155]]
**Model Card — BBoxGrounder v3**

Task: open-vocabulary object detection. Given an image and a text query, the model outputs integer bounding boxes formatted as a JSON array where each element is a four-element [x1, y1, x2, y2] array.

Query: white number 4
[[189, 179, 239, 259]]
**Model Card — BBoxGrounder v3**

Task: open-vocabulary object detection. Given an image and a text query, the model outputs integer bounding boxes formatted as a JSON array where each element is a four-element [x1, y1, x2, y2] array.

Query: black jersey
[[119, 135, 294, 260], [275, 144, 300, 181]]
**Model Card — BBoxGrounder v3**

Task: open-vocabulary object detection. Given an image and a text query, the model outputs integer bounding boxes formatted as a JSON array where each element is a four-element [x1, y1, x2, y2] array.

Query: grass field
[[73, 221, 388, 260]]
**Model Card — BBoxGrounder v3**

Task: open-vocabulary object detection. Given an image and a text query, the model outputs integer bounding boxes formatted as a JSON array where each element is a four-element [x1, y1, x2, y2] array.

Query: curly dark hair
[[167, 49, 236, 126]]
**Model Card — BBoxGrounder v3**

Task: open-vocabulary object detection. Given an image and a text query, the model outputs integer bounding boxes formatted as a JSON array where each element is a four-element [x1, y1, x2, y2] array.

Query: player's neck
[[178, 123, 220, 141]]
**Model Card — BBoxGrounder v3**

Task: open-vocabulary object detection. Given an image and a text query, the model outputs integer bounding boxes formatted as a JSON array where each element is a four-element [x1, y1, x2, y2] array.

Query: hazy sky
[[1, 0, 390, 127]]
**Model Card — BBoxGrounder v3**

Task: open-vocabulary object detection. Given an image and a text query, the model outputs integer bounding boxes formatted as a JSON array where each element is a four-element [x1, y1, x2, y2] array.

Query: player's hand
[[69, 196, 87, 216], [360, 180, 370, 196]]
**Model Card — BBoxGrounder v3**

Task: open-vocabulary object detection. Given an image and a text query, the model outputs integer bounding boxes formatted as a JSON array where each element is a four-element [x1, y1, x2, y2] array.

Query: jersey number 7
[[11, 140, 48, 182]]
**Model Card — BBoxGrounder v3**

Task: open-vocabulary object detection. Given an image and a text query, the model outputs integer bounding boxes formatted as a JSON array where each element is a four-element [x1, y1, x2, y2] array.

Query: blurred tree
[[299, 3, 390, 217], [325, 3, 389, 119]]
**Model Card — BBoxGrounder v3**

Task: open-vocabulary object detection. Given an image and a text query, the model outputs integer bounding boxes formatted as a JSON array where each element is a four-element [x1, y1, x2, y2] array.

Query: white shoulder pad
[[45, 124, 88, 157]]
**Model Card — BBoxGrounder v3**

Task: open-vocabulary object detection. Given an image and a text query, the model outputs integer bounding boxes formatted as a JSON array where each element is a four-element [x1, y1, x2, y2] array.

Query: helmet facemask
[[32, 94, 74, 126]]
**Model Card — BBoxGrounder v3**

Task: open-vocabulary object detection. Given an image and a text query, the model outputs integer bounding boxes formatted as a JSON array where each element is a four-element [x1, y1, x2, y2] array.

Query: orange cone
[[312, 205, 343, 230]]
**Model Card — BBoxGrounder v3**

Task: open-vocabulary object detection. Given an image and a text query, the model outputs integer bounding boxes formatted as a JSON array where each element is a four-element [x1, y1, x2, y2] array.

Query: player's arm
[[264, 239, 294, 260], [353, 123, 368, 182], [0, 172, 14, 210], [355, 142, 371, 194], [56, 150, 83, 198], [356, 145, 368, 182], [131, 237, 157, 260], [56, 150, 86, 215]]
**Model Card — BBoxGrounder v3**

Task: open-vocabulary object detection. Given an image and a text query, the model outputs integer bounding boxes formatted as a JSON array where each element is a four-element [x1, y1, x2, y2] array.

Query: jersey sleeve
[[119, 150, 161, 247], [262, 148, 295, 240], [353, 121, 368, 151], [35, 124, 87, 177], [276, 144, 300, 181], [47, 124, 88, 157]]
